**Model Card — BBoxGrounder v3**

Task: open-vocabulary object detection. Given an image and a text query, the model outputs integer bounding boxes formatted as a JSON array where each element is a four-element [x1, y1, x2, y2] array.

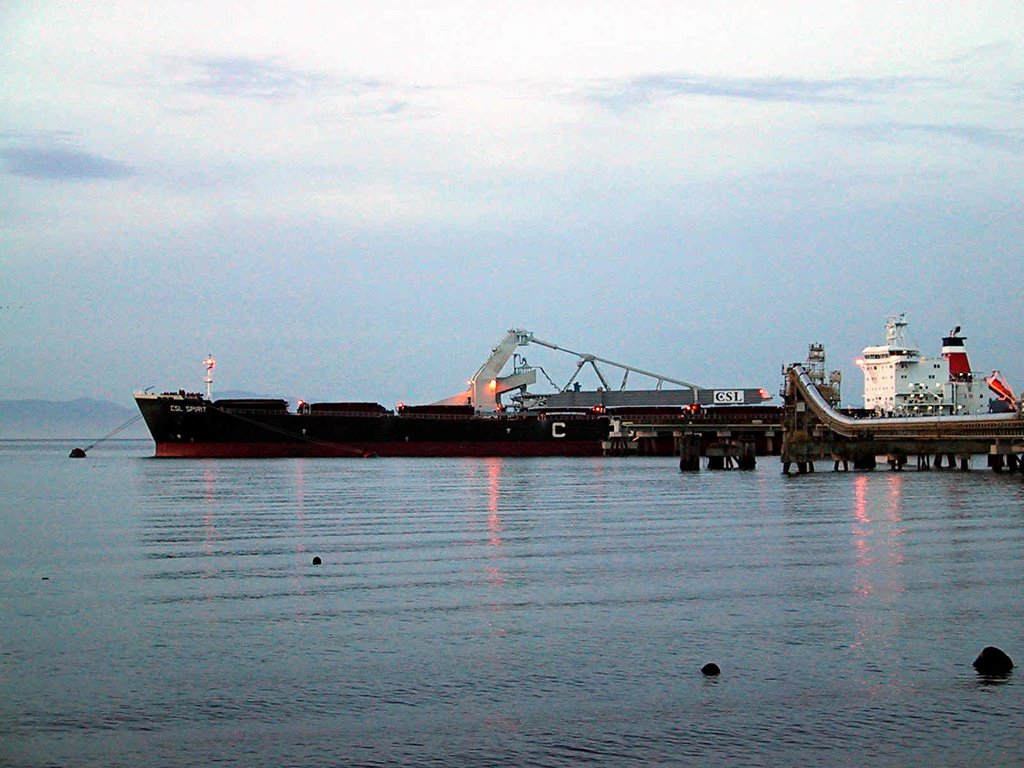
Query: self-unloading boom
[[432, 328, 705, 412]]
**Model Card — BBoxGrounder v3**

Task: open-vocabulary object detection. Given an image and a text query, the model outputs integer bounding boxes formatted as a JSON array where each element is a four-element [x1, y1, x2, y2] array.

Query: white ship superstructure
[[857, 314, 994, 416]]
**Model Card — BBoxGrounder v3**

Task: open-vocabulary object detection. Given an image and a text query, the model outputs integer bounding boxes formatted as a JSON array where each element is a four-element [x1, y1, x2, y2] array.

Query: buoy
[[69, 448, 87, 458], [973, 646, 1014, 676], [701, 662, 721, 676], [312, 556, 322, 565]]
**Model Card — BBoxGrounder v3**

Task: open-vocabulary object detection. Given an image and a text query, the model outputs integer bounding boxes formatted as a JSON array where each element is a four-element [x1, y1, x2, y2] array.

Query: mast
[[203, 356, 216, 400]]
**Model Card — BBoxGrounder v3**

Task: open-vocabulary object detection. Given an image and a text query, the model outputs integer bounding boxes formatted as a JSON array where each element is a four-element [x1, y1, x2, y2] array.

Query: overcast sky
[[2, 1, 1022, 409]]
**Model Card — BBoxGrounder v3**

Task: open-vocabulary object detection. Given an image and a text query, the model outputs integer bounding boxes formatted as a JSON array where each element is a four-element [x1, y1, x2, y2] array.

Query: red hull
[[153, 440, 606, 459]]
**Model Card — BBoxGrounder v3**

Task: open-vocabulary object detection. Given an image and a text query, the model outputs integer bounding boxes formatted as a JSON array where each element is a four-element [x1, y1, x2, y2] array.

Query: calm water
[[2, 440, 1022, 767]]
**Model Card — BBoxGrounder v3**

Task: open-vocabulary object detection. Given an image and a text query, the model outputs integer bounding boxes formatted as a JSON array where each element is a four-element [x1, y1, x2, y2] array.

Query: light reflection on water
[[1, 442, 1023, 767]]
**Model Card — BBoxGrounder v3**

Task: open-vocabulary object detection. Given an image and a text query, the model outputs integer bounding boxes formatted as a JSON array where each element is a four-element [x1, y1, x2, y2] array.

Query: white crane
[[432, 328, 701, 413]]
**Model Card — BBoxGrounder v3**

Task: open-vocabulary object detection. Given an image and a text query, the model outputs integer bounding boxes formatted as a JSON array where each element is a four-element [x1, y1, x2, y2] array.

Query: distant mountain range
[[0, 399, 146, 439], [0, 391, 275, 439]]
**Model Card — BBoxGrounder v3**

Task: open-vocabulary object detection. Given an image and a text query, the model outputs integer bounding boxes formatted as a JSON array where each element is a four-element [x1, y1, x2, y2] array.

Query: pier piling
[[678, 435, 701, 472]]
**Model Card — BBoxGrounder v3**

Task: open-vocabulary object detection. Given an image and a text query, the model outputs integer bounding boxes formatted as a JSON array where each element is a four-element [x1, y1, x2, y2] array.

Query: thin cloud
[[179, 56, 380, 100], [1, 145, 134, 180], [907, 123, 1024, 152], [845, 122, 1024, 154], [316, 98, 439, 123], [148, 57, 437, 120], [942, 41, 1015, 66], [586, 73, 936, 110]]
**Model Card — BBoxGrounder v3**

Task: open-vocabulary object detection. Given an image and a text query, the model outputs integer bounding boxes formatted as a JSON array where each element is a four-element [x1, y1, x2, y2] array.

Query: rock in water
[[973, 646, 1014, 675], [701, 662, 721, 676]]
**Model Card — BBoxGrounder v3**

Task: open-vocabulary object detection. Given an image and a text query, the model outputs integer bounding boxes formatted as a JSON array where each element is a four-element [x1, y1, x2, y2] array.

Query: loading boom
[[434, 327, 706, 413]]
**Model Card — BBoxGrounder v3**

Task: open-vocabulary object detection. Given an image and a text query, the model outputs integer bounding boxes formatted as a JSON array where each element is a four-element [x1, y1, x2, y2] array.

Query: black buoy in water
[[312, 556, 322, 565], [701, 662, 721, 676], [69, 448, 87, 458], [973, 646, 1014, 676]]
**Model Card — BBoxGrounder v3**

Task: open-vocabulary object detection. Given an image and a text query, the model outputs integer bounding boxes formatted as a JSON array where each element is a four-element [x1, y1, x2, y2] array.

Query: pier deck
[[602, 406, 782, 469]]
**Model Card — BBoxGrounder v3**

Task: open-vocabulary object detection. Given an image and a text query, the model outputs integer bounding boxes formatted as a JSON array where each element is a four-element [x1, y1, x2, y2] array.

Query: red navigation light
[[758, 388, 770, 399], [396, 401, 406, 412], [591, 405, 605, 414]]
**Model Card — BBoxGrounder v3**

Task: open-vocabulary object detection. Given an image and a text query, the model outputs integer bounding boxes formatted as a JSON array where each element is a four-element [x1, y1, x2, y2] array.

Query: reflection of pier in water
[[781, 364, 1024, 475]]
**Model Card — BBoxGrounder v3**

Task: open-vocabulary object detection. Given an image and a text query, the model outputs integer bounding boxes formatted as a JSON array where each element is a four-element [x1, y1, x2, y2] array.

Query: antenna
[[203, 355, 216, 400]]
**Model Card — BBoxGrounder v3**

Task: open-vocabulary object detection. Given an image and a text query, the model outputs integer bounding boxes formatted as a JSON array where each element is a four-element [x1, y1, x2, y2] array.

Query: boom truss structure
[[433, 328, 712, 413]]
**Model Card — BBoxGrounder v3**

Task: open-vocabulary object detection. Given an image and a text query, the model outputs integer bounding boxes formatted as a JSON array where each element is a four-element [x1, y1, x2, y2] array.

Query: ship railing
[[303, 410, 391, 417], [216, 407, 295, 417], [618, 413, 781, 425], [396, 411, 605, 421]]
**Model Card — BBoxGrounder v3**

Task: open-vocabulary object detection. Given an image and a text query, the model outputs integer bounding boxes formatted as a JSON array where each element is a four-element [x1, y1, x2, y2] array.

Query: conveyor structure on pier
[[781, 364, 1024, 473]]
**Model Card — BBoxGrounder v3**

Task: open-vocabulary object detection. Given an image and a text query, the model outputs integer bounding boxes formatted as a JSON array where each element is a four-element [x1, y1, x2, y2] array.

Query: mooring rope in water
[[72, 413, 145, 456]]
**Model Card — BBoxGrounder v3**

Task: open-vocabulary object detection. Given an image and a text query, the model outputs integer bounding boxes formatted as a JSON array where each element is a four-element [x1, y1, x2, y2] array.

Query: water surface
[[2, 441, 1022, 766]]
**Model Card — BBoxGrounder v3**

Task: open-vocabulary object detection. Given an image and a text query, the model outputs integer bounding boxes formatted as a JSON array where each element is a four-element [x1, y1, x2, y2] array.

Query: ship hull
[[152, 439, 605, 458], [136, 394, 610, 458]]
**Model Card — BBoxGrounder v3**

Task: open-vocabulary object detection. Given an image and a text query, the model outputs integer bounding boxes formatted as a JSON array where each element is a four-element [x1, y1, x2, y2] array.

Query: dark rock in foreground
[[973, 646, 1014, 676]]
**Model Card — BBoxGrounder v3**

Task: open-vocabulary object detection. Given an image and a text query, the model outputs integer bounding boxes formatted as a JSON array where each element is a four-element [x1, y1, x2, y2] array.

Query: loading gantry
[[432, 328, 704, 413]]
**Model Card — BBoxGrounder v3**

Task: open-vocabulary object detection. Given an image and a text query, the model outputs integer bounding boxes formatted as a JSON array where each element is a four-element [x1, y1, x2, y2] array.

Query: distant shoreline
[[0, 437, 152, 442]]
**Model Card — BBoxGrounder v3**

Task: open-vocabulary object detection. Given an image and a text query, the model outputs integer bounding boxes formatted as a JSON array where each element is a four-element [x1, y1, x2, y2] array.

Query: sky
[[2, 1, 1023, 409]]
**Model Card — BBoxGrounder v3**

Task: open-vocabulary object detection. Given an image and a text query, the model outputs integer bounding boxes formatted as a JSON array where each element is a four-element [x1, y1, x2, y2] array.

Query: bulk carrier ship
[[855, 314, 1017, 416], [134, 329, 773, 458]]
